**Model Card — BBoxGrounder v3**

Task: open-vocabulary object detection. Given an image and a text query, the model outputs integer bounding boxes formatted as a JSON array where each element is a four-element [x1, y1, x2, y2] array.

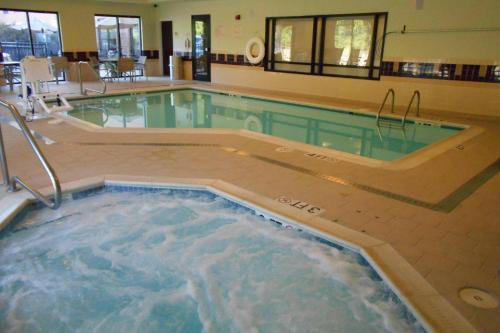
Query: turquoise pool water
[[0, 186, 425, 333], [67, 89, 463, 161]]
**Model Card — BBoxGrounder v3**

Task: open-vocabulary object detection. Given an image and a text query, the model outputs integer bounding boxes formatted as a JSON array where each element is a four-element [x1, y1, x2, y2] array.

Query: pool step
[[377, 119, 405, 129]]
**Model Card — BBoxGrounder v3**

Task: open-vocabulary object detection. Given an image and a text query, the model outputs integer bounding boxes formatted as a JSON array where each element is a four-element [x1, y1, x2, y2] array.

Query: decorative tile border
[[174, 51, 261, 66], [381, 61, 500, 83], [61, 50, 160, 61], [175, 50, 499, 83], [2, 47, 498, 84], [141, 50, 159, 59], [174, 51, 192, 60]]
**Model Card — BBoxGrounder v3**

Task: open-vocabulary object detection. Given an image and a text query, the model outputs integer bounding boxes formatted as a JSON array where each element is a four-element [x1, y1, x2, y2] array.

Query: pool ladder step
[[376, 89, 420, 129], [377, 119, 405, 129]]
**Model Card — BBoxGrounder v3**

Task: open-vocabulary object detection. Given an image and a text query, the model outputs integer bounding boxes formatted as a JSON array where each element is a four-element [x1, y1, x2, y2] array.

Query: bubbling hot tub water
[[0, 187, 425, 333]]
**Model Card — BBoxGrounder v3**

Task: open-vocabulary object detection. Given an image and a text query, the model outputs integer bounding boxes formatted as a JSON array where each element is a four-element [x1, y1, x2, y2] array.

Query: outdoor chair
[[135, 56, 147, 80], [47, 56, 69, 84], [116, 58, 135, 82]]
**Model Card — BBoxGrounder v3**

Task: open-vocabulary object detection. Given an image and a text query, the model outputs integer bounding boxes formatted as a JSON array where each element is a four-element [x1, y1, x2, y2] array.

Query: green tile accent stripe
[[243, 151, 499, 213], [67, 142, 220, 147], [65, 142, 499, 213], [434, 158, 500, 212]]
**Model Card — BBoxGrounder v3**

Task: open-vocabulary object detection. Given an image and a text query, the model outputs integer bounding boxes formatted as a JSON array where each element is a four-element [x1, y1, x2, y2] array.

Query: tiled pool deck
[[1, 78, 499, 332]]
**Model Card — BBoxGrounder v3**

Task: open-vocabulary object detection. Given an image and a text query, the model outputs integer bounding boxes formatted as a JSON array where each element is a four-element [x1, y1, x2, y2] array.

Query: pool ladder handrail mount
[[77, 61, 107, 96], [0, 99, 61, 209]]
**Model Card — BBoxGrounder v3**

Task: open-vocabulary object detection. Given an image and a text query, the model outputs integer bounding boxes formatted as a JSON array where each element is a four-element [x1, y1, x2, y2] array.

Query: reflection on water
[[68, 89, 461, 161]]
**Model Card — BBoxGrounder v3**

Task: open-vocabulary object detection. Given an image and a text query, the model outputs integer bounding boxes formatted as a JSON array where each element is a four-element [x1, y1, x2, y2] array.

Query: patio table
[[0, 61, 21, 91]]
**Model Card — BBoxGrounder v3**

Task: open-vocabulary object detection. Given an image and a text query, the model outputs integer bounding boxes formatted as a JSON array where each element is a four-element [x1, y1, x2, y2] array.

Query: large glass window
[[0, 9, 62, 61], [273, 18, 314, 74], [265, 13, 387, 80], [95, 15, 141, 60]]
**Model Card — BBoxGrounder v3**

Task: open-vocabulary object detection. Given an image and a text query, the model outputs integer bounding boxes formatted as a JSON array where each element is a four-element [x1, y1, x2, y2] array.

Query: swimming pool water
[[67, 89, 462, 161], [0, 187, 425, 333]]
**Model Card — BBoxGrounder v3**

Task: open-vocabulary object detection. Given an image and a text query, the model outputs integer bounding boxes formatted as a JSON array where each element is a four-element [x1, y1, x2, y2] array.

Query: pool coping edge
[[39, 83, 483, 171]]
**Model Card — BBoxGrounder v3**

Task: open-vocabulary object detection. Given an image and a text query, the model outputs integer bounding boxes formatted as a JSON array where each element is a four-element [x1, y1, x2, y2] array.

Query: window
[[273, 18, 314, 74], [265, 13, 387, 80], [95, 15, 142, 60], [0, 9, 62, 61]]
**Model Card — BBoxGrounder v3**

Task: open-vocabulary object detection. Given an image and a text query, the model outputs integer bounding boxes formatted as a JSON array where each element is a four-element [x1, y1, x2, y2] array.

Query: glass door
[[191, 15, 211, 81], [94, 15, 142, 60], [95, 16, 119, 60], [119, 17, 141, 58]]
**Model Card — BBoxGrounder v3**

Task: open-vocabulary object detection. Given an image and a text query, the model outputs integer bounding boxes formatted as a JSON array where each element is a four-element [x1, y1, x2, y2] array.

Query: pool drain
[[458, 287, 498, 309]]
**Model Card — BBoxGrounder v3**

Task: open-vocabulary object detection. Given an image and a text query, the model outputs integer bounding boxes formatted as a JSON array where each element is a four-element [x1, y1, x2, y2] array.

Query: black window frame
[[94, 14, 143, 59], [264, 12, 388, 80], [0, 7, 64, 59]]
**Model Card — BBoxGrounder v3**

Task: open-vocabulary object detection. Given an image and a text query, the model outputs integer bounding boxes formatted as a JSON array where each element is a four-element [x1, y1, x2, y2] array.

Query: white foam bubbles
[[0, 189, 425, 333]]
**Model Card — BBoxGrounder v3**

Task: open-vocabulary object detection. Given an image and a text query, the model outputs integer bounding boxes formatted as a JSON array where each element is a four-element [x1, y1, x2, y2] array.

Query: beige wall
[[1, 0, 157, 51], [156, 0, 500, 63], [204, 63, 500, 116]]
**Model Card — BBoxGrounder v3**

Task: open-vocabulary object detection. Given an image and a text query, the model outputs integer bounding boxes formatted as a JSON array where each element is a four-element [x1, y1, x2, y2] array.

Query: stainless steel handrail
[[0, 100, 61, 209], [375, 88, 395, 126], [0, 121, 10, 186], [77, 61, 107, 96], [402, 90, 421, 128]]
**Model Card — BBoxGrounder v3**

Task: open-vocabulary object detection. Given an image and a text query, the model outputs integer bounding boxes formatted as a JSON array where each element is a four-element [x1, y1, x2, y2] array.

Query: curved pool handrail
[[0, 99, 61, 209], [77, 61, 107, 96], [402, 90, 421, 128], [375, 88, 395, 126]]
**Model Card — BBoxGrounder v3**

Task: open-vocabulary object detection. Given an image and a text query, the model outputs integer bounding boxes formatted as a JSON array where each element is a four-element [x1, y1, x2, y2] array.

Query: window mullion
[[264, 18, 270, 69], [318, 16, 326, 75], [368, 15, 379, 79], [116, 16, 122, 58], [270, 18, 276, 71], [139, 18, 143, 56], [310, 17, 318, 74], [25, 12, 35, 56]]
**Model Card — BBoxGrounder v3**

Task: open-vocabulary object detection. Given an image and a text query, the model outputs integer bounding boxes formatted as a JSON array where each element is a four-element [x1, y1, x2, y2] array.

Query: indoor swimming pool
[[0, 186, 425, 333], [66, 89, 464, 161]]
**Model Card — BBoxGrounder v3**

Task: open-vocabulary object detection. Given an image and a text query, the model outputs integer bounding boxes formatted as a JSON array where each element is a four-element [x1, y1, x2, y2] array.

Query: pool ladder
[[376, 89, 420, 129], [77, 61, 107, 96], [0, 99, 61, 209]]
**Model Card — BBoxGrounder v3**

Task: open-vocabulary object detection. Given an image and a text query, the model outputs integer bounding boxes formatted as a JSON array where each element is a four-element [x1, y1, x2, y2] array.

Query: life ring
[[245, 37, 265, 65], [243, 115, 263, 132]]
